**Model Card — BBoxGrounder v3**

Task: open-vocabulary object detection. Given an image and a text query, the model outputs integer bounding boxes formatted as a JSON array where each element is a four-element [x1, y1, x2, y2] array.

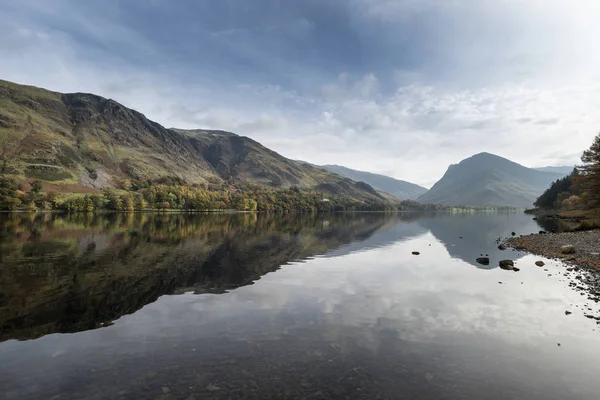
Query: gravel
[[507, 230, 600, 270], [506, 230, 600, 307]]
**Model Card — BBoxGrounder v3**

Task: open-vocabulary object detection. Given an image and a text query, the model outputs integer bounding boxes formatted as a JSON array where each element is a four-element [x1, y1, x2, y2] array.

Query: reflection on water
[[1, 211, 600, 399], [0, 213, 391, 341]]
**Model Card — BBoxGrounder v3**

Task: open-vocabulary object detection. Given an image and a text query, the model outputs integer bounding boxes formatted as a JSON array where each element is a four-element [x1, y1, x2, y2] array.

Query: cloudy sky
[[1, 0, 600, 187]]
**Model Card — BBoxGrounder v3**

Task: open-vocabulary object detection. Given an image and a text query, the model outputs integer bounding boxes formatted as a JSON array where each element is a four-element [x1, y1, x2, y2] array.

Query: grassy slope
[[0, 79, 385, 203]]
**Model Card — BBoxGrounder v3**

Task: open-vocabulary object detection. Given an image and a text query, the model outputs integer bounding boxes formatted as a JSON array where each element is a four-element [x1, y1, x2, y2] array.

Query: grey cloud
[[534, 118, 560, 126]]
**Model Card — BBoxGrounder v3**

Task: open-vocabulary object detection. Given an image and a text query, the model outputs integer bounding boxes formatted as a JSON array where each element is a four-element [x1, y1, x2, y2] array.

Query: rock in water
[[412, 251, 420, 255], [535, 261, 545, 267], [498, 244, 507, 251], [511, 232, 516, 236], [206, 384, 221, 392], [560, 245, 576, 254], [476, 257, 490, 266], [513, 267, 520, 272], [499, 260, 515, 270]]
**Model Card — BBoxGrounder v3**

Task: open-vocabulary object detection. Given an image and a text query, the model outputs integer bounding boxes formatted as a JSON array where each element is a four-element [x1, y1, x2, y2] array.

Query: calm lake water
[[1, 212, 600, 399]]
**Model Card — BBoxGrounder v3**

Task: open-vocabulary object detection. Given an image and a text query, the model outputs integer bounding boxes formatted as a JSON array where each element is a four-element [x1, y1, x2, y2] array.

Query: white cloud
[[1, 0, 600, 187]]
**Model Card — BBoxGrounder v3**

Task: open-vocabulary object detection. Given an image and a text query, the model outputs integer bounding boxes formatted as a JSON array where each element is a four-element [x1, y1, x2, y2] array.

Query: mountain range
[[305, 164, 428, 200], [0, 79, 383, 203], [416, 153, 568, 208], [0, 79, 576, 209]]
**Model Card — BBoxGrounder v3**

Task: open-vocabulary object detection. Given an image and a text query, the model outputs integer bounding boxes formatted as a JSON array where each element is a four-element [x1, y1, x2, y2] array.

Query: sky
[[1, 0, 600, 187]]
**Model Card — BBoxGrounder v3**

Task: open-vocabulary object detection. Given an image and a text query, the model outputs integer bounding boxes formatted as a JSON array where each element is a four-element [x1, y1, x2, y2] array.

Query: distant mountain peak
[[417, 153, 565, 208]]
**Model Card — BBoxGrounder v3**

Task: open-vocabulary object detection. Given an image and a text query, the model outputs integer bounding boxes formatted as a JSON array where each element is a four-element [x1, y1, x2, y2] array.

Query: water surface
[[1, 212, 599, 399]]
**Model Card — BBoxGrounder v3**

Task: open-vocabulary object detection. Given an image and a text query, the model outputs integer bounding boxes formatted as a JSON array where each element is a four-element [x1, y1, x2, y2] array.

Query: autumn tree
[[576, 132, 600, 207]]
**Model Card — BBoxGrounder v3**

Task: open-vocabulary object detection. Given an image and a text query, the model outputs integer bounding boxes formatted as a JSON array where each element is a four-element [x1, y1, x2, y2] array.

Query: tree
[[120, 194, 135, 212], [577, 132, 600, 206], [133, 193, 147, 211], [30, 180, 43, 194]]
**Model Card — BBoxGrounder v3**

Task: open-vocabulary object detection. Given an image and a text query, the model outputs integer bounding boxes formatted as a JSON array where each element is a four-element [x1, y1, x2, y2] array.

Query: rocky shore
[[507, 229, 600, 306], [507, 230, 600, 270]]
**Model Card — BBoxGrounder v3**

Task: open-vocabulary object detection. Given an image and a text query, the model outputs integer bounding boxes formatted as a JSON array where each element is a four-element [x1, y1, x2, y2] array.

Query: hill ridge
[[0, 79, 384, 203], [417, 152, 565, 208]]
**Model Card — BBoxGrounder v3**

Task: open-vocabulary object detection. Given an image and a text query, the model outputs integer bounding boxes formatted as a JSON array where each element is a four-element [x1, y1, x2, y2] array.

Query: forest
[[0, 176, 396, 212], [534, 132, 600, 212]]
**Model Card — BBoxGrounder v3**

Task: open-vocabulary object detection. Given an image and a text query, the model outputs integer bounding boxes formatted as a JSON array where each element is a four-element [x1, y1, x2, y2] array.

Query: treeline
[[0, 176, 395, 212], [534, 131, 600, 210]]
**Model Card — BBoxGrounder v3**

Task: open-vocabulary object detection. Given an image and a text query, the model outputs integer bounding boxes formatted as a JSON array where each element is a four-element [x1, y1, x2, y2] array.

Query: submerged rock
[[499, 260, 515, 270], [561, 245, 576, 254], [206, 384, 221, 392], [476, 257, 490, 266]]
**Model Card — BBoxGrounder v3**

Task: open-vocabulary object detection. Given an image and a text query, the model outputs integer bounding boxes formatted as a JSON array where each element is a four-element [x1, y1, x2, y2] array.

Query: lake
[[1, 211, 599, 399]]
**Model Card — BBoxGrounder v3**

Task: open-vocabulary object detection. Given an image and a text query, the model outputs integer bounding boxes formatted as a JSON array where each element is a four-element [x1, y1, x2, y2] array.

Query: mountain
[[534, 166, 574, 176], [0, 79, 384, 203], [416, 153, 564, 208], [301, 164, 428, 200]]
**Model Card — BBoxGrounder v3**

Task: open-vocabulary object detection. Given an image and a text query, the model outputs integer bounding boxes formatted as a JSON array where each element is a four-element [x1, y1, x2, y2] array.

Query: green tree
[[121, 194, 135, 211], [577, 132, 600, 207], [133, 193, 147, 211], [30, 180, 43, 194]]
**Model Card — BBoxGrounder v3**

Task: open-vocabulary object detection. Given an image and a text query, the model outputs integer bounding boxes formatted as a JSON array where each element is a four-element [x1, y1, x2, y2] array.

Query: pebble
[[206, 384, 221, 392]]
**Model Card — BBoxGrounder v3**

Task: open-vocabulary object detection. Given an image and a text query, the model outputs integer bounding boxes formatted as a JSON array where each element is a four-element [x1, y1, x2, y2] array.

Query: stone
[[412, 251, 420, 255], [535, 261, 545, 267], [499, 260, 515, 270], [206, 384, 221, 392], [565, 311, 572, 315], [512, 267, 520, 272], [476, 257, 490, 266], [511, 232, 516, 236], [162, 387, 170, 394], [560, 245, 576, 254], [498, 244, 507, 251]]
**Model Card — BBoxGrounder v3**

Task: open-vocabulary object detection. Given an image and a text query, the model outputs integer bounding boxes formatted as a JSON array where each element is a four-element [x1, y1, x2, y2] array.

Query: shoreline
[[507, 230, 600, 270], [506, 230, 600, 306]]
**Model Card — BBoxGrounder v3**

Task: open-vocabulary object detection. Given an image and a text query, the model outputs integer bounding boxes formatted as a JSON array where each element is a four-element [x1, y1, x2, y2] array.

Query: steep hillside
[[310, 164, 428, 200], [0, 79, 384, 203], [417, 153, 564, 208]]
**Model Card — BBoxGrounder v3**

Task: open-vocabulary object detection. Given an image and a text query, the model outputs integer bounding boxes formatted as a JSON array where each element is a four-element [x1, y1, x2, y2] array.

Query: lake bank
[[507, 230, 600, 270]]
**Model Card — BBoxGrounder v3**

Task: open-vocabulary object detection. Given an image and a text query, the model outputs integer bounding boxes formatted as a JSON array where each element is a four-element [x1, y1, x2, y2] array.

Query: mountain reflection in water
[[0, 212, 394, 341], [2, 211, 600, 400]]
